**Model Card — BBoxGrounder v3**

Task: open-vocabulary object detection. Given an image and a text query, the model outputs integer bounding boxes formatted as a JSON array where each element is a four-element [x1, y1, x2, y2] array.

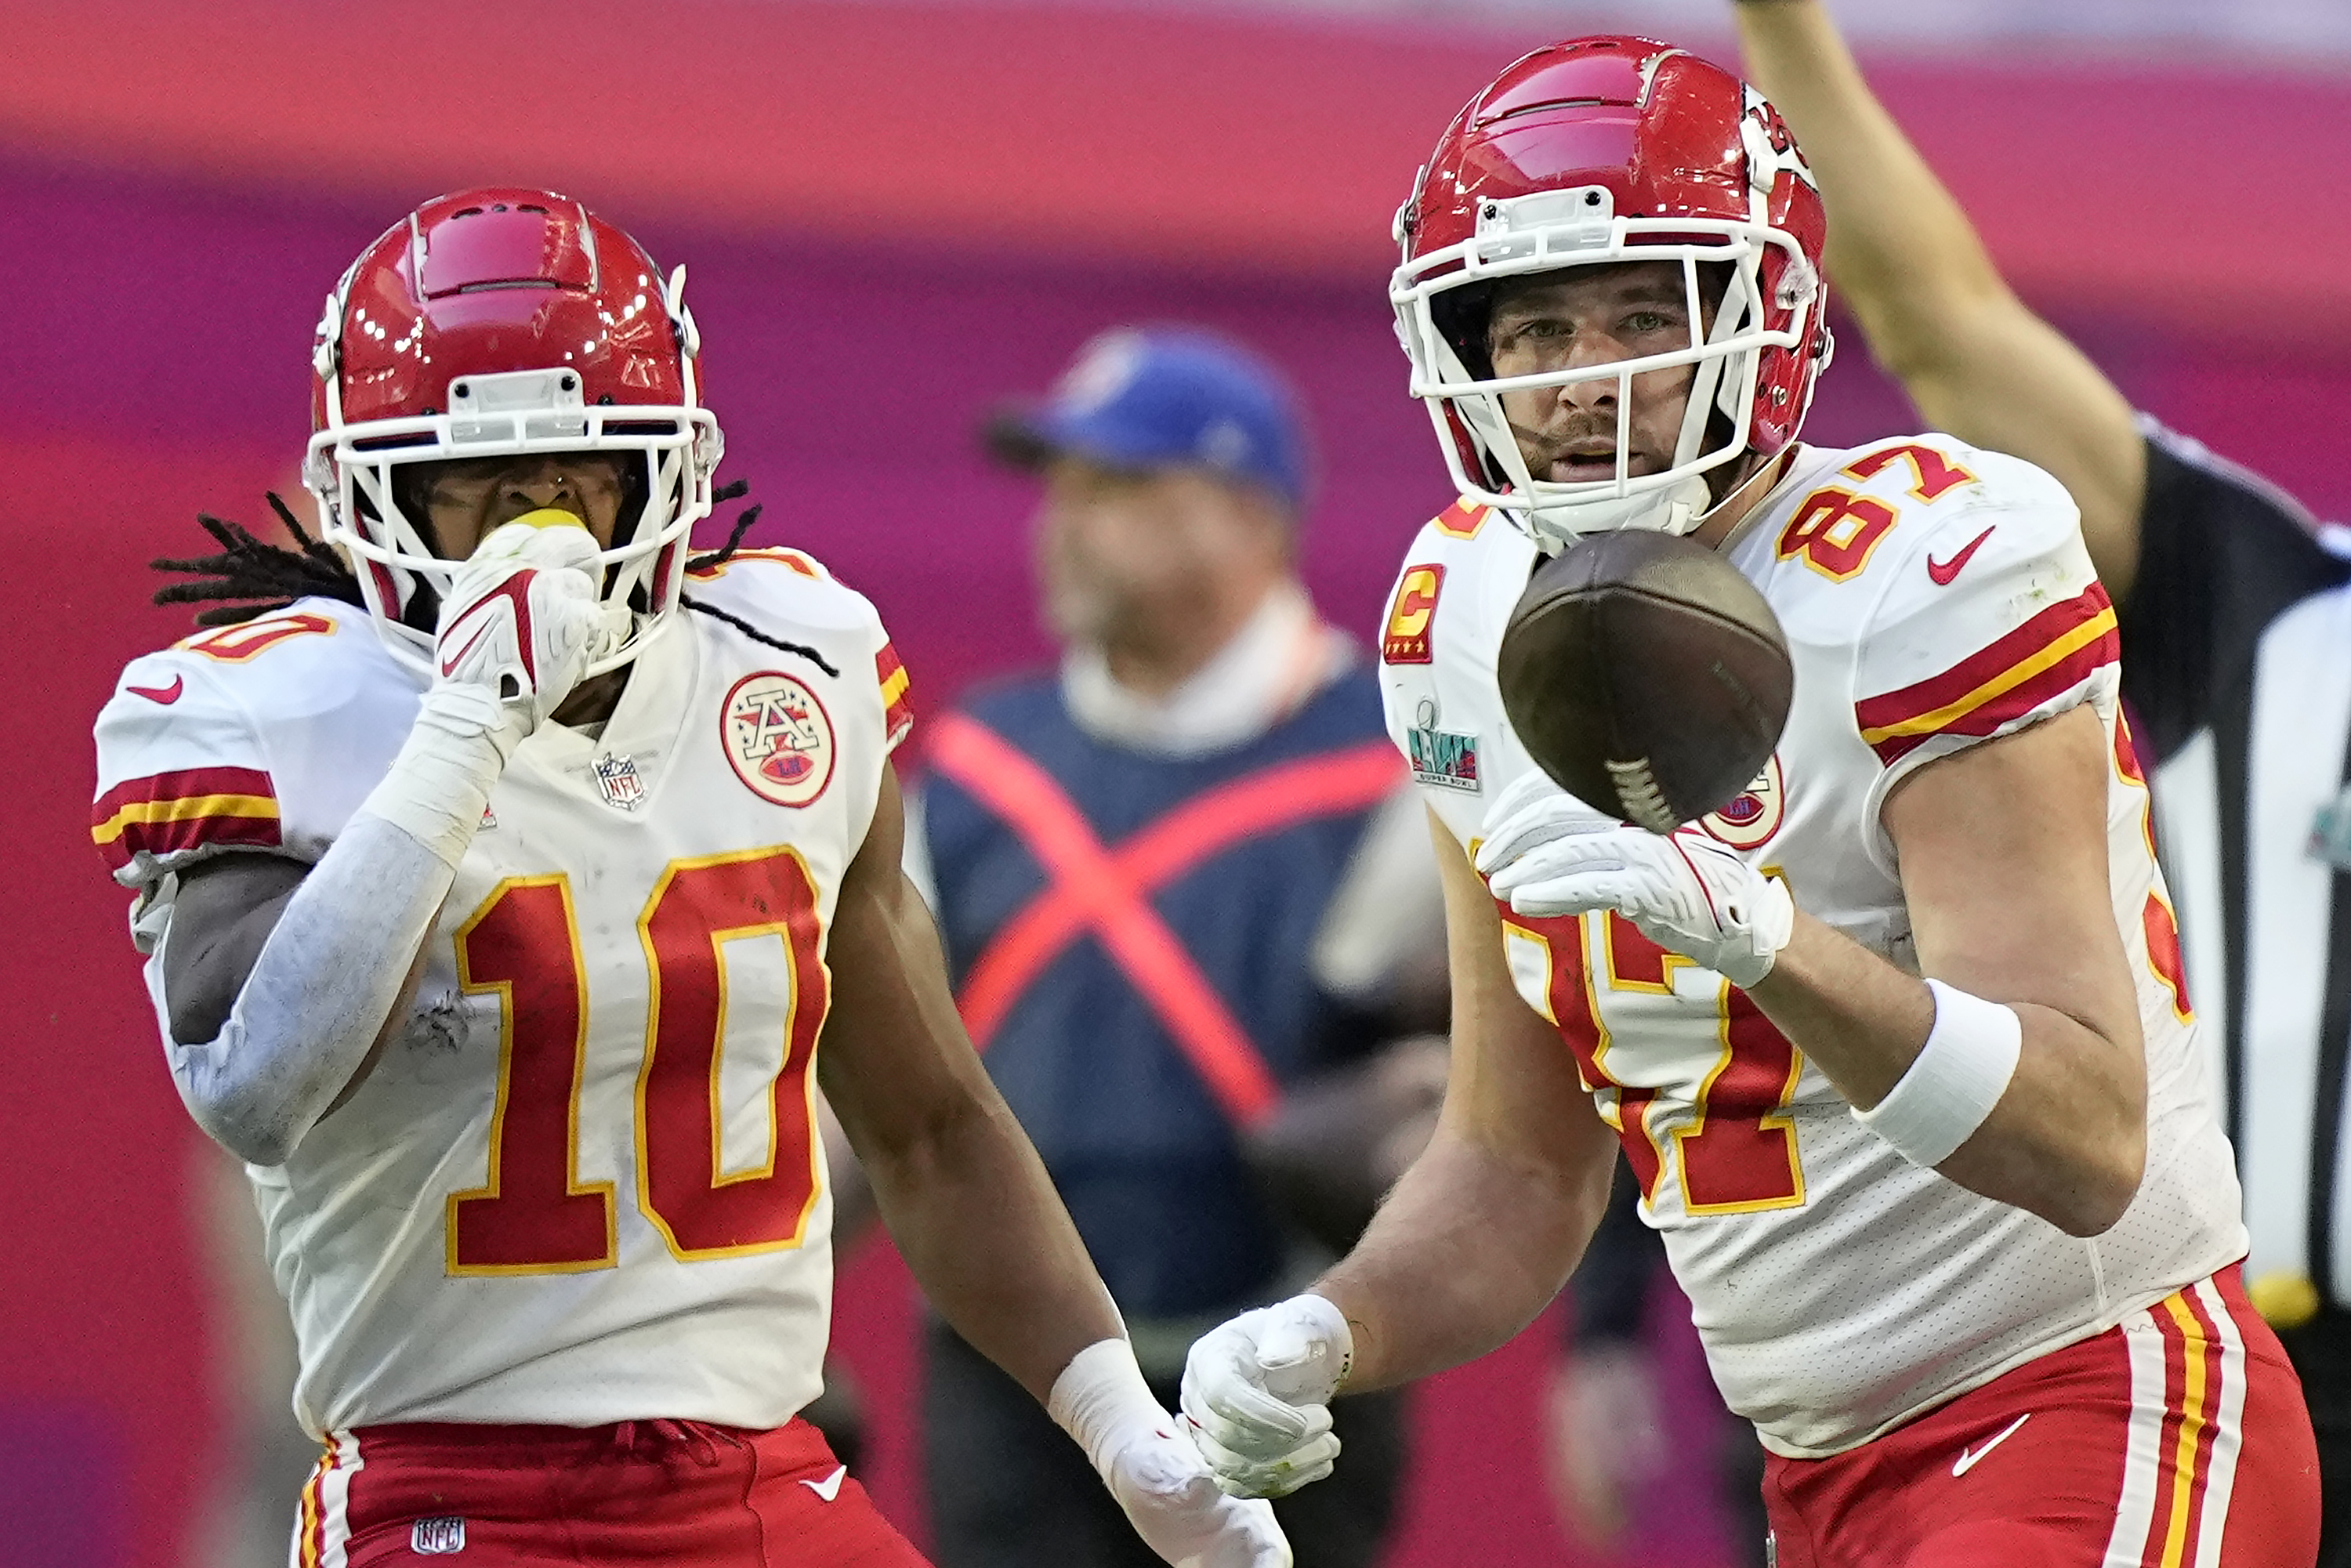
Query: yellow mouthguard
[[507, 508, 591, 531]]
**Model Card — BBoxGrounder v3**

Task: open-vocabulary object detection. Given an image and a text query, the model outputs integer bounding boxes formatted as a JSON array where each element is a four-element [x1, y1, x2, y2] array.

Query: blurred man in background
[[908, 328, 1447, 1568], [1729, 1, 2351, 1555]]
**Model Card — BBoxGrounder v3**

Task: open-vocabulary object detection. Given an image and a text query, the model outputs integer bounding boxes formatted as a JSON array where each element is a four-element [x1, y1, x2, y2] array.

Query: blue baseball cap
[[986, 328, 1312, 515]]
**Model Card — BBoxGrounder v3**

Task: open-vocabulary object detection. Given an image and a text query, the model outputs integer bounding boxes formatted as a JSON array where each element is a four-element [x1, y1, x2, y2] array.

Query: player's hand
[[1180, 1294, 1350, 1499], [430, 520, 610, 737], [1475, 770, 1794, 988], [1101, 1429, 1293, 1568]]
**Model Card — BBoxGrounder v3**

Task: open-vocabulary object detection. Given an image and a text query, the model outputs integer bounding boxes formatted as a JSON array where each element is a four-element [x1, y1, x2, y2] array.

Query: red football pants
[[1762, 1266, 2320, 1566], [291, 1416, 930, 1567]]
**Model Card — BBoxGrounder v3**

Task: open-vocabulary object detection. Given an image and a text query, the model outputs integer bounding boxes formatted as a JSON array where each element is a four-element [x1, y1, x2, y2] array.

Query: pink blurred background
[[4, 2, 2348, 1564]]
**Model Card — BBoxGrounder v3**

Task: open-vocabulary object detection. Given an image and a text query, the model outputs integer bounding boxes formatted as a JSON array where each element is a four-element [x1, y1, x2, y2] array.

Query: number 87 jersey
[[1382, 434, 2247, 1459], [89, 550, 914, 1440]]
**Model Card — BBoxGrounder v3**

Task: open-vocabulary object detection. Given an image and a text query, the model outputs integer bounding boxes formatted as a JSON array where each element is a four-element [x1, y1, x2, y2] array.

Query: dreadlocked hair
[[150, 479, 842, 680], [679, 480, 841, 678], [150, 493, 368, 626]]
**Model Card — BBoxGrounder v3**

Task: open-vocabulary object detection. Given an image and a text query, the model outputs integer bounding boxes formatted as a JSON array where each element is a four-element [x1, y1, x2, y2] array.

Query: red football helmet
[[304, 188, 724, 673], [1391, 38, 1832, 545]]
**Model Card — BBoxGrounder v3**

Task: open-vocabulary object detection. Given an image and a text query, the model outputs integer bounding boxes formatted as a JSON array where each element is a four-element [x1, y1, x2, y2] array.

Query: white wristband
[[1852, 979, 2023, 1169], [1048, 1338, 1172, 1479], [354, 685, 524, 869]]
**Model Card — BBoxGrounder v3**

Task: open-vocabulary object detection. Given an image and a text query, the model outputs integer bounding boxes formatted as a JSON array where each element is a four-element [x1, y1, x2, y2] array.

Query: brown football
[[1497, 530, 1792, 834]]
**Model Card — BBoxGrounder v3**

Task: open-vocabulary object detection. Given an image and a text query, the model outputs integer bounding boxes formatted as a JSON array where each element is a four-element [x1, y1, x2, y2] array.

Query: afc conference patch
[[723, 672, 837, 808], [1406, 700, 1480, 793], [1700, 753, 1785, 849]]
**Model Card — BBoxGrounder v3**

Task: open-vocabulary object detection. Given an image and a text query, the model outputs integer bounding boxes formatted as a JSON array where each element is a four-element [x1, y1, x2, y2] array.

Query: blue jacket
[[922, 664, 1390, 1316]]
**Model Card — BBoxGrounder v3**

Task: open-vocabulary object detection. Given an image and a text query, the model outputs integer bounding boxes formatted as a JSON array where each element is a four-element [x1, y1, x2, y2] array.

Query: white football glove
[[1179, 1295, 1351, 1500], [1474, 769, 1795, 990], [431, 519, 612, 735], [1049, 1340, 1291, 1568], [1103, 1427, 1292, 1568]]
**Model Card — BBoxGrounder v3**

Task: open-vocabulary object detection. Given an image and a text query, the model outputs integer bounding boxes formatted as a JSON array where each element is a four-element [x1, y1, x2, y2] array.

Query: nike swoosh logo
[[1951, 1412, 2031, 1476], [1927, 526, 1997, 586], [801, 1465, 848, 1502], [126, 675, 185, 704], [440, 619, 496, 679]]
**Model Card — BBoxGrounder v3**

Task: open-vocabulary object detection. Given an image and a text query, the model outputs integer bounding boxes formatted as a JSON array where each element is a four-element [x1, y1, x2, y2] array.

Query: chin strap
[[1520, 470, 1713, 551], [1518, 447, 1795, 555], [1701, 447, 1798, 527]]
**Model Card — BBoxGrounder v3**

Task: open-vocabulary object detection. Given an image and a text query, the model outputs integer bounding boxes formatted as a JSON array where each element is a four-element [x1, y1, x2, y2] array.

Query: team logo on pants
[[723, 672, 836, 808], [411, 1516, 466, 1554]]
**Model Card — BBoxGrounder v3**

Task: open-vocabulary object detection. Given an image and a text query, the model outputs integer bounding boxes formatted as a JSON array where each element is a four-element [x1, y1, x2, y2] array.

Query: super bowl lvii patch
[[1407, 700, 1480, 793]]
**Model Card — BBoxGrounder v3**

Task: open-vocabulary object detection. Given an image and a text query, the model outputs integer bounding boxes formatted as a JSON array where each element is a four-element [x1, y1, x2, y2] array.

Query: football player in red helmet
[[1183, 40, 2317, 1566], [92, 190, 1288, 1568]]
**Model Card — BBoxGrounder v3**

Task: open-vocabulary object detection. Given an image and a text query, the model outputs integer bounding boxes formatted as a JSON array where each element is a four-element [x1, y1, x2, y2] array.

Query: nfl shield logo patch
[[411, 1516, 466, 1554], [593, 754, 647, 812]]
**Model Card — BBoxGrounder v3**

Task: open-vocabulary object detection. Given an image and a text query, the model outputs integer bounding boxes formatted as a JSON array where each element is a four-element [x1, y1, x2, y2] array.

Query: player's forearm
[[161, 684, 520, 1164], [1749, 913, 2146, 1235], [1314, 1117, 1607, 1393], [862, 1088, 1124, 1403], [1733, 1, 2009, 368], [165, 815, 448, 1165]]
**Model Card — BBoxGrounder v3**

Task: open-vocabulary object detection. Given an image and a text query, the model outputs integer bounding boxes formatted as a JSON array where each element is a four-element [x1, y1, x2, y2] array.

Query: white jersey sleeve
[[92, 604, 415, 910], [679, 545, 915, 848], [1843, 450, 2119, 853], [1375, 498, 1541, 849]]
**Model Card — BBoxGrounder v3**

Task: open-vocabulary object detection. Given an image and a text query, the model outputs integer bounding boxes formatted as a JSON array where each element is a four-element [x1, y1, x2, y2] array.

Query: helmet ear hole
[[607, 461, 654, 553], [1429, 281, 1498, 381]]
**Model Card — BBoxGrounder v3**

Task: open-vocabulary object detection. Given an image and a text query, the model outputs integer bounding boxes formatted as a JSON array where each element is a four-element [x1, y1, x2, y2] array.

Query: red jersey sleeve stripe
[[1862, 631, 2117, 766], [91, 766, 281, 871], [876, 642, 913, 744], [1854, 585, 2117, 755]]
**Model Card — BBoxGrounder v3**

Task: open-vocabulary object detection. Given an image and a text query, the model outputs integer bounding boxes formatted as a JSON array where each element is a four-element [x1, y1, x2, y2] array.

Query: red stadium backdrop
[[3, 3, 2348, 1564]]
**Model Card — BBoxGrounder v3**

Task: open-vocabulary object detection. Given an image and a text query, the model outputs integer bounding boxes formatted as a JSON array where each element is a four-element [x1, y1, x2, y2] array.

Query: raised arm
[[144, 525, 609, 1165], [1732, 0, 2149, 594]]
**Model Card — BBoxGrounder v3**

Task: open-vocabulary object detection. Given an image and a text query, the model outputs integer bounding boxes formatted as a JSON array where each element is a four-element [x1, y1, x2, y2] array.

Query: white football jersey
[[92, 549, 914, 1439], [1380, 436, 2247, 1457]]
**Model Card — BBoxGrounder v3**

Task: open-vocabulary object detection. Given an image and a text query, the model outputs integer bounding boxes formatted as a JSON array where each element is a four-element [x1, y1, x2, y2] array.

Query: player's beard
[[1509, 419, 1665, 485]]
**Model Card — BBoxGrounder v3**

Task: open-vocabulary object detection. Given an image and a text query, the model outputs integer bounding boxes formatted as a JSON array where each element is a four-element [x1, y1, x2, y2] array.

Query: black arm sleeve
[[2118, 422, 2349, 763]]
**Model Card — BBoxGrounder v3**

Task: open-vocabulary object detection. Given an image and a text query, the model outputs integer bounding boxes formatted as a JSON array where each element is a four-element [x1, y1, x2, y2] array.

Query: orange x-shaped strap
[[926, 709, 1402, 1130]]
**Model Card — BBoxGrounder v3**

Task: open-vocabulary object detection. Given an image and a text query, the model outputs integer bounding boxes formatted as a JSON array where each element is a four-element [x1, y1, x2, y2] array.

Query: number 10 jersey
[[1379, 436, 2246, 1457], [91, 550, 913, 1439]]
